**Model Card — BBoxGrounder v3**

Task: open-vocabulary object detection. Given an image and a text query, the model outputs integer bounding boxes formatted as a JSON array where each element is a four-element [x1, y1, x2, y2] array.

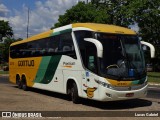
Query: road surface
[[0, 75, 159, 120]]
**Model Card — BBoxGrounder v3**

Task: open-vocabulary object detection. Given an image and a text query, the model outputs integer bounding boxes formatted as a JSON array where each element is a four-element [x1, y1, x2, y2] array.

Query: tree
[[0, 37, 22, 63], [123, 0, 160, 70], [0, 20, 14, 63], [0, 20, 13, 42], [54, 2, 110, 28], [2, 38, 15, 62], [91, 0, 131, 27], [91, 0, 160, 70]]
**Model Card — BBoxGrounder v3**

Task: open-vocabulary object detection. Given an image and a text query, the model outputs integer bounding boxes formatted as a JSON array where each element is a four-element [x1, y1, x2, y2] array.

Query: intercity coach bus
[[9, 23, 155, 103]]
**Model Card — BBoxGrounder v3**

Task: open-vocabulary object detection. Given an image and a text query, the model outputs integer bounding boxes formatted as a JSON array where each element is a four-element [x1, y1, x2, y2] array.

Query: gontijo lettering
[[18, 60, 34, 66]]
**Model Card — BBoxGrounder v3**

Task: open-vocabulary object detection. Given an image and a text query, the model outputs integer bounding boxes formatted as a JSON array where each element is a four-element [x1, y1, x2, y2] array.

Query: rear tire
[[22, 76, 28, 91], [18, 82, 22, 89], [16, 76, 22, 89], [71, 83, 80, 104], [22, 82, 28, 91]]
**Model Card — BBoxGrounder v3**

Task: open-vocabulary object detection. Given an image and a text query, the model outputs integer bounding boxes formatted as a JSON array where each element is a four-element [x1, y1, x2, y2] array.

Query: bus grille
[[112, 83, 147, 91]]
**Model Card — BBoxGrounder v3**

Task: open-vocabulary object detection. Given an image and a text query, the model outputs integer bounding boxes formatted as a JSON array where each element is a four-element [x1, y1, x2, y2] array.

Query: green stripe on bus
[[138, 77, 146, 84], [41, 55, 62, 84], [60, 29, 72, 34], [34, 55, 62, 84], [50, 29, 72, 36], [34, 56, 51, 83], [50, 31, 60, 36]]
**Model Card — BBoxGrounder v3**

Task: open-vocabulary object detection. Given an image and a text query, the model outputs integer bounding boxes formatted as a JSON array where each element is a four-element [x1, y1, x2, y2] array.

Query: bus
[[9, 23, 155, 103]]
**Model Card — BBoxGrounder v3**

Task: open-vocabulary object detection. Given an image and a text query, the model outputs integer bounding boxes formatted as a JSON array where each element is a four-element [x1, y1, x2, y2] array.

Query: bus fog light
[[106, 93, 112, 97]]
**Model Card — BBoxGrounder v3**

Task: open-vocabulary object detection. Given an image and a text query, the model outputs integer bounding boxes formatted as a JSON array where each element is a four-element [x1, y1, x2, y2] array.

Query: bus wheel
[[16, 75, 22, 89], [71, 83, 80, 104], [22, 76, 28, 91], [18, 81, 22, 89]]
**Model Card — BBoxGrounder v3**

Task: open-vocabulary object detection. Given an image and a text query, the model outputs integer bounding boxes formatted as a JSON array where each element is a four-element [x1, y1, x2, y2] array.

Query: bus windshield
[[96, 33, 146, 79]]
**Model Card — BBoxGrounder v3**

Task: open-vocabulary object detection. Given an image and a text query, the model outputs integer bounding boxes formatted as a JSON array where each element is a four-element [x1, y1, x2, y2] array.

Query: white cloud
[[0, 3, 9, 17], [1, 0, 78, 39]]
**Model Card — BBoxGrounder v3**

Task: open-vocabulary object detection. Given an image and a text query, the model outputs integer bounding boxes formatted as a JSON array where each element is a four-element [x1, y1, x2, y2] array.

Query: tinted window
[[59, 32, 77, 59], [10, 32, 77, 59], [10, 36, 59, 58], [74, 30, 94, 61], [74, 31, 98, 73]]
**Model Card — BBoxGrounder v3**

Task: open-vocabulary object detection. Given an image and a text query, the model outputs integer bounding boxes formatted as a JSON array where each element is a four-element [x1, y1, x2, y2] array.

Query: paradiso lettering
[[18, 60, 34, 67]]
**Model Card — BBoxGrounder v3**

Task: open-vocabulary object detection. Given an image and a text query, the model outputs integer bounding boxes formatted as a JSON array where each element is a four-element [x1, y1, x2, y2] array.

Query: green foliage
[[0, 71, 9, 74], [147, 72, 160, 83], [54, 2, 110, 28], [0, 37, 22, 62], [124, 0, 160, 67], [91, 0, 131, 27], [0, 38, 15, 62], [0, 20, 13, 41]]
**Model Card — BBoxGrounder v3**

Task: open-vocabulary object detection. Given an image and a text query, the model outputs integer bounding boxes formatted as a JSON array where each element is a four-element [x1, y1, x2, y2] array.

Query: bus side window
[[85, 42, 98, 74], [88, 56, 96, 72], [60, 32, 77, 59]]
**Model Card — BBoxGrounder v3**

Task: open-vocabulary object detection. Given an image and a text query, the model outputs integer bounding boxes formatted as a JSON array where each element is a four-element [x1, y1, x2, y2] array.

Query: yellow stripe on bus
[[107, 78, 132, 87], [72, 23, 136, 35], [9, 57, 42, 87]]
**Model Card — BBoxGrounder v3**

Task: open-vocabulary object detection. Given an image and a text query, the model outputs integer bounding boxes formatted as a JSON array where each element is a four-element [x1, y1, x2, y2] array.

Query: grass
[[0, 71, 9, 74], [147, 72, 160, 83]]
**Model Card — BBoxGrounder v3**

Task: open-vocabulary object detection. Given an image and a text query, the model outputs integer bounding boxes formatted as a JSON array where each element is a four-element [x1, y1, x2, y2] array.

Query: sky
[[0, 0, 138, 39], [0, 0, 87, 39]]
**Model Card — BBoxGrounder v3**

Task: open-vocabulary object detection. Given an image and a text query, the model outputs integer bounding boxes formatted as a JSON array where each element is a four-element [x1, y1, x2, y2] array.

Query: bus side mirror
[[141, 41, 155, 58], [84, 38, 103, 58]]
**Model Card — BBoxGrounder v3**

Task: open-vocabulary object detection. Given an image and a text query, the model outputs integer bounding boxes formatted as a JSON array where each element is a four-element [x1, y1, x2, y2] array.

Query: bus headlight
[[95, 79, 112, 89]]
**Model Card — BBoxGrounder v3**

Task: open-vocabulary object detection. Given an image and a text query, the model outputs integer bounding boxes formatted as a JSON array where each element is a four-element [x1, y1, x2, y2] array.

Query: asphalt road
[[0, 75, 159, 120]]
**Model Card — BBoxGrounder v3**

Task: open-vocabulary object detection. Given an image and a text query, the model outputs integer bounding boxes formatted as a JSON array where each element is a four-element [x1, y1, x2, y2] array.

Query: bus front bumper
[[98, 84, 148, 101]]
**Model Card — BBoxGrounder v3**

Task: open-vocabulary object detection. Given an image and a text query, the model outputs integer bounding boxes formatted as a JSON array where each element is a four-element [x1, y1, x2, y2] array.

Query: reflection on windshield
[[123, 36, 145, 70], [96, 33, 146, 79]]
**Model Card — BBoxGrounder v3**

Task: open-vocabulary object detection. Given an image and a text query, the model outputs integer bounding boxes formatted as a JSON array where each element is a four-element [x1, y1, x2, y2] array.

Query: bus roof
[[72, 23, 136, 34], [11, 30, 53, 46], [11, 23, 136, 46]]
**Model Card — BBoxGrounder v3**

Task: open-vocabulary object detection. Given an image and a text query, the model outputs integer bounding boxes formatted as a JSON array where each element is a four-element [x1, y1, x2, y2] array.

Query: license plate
[[126, 93, 134, 97]]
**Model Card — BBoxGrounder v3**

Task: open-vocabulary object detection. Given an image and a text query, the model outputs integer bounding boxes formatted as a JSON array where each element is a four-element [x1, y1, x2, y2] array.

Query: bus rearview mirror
[[141, 41, 155, 58], [84, 38, 103, 58]]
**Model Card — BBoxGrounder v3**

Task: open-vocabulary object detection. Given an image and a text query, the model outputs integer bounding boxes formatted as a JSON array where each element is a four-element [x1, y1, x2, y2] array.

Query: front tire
[[71, 83, 80, 104]]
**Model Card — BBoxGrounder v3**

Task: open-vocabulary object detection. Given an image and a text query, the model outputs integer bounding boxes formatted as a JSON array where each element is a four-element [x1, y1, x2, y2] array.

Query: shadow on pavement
[[80, 98, 152, 110], [12, 86, 152, 110]]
